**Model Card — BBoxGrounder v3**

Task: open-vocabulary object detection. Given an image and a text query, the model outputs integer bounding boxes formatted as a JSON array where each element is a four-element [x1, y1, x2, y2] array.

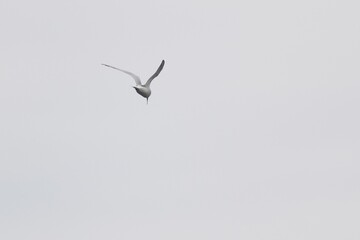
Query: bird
[[102, 60, 165, 104]]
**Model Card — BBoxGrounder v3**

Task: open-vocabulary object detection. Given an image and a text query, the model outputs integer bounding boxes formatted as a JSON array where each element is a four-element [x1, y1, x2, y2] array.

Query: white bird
[[102, 60, 165, 104]]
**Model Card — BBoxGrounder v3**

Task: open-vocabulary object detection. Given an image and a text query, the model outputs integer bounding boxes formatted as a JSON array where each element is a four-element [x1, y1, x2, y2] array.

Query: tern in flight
[[102, 60, 165, 104]]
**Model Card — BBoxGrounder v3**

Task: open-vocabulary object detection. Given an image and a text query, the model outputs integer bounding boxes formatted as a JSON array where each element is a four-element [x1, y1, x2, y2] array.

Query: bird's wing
[[145, 60, 165, 87], [102, 64, 142, 85]]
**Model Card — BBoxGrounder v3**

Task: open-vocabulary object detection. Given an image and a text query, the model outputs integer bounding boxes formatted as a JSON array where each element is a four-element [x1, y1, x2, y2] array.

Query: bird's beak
[[146, 98, 148, 104]]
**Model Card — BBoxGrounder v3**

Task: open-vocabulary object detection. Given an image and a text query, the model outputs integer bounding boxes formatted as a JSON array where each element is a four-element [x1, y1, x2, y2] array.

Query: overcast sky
[[0, 0, 359, 239]]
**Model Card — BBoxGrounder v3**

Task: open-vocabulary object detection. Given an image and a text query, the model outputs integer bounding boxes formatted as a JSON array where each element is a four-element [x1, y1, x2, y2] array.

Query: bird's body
[[102, 60, 165, 104], [134, 85, 151, 98]]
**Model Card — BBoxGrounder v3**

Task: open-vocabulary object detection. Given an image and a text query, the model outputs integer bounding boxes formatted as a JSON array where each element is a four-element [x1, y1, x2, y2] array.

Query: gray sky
[[1, 0, 359, 239]]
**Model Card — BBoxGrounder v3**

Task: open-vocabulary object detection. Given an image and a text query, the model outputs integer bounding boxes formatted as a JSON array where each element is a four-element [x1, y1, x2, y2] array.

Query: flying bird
[[102, 60, 165, 104]]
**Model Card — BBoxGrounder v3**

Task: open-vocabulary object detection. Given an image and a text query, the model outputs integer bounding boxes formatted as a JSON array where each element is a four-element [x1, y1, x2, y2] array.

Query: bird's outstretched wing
[[145, 60, 165, 87], [102, 64, 142, 85]]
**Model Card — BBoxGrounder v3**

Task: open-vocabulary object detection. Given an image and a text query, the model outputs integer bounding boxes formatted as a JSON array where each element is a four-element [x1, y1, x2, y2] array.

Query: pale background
[[0, 0, 359, 239]]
